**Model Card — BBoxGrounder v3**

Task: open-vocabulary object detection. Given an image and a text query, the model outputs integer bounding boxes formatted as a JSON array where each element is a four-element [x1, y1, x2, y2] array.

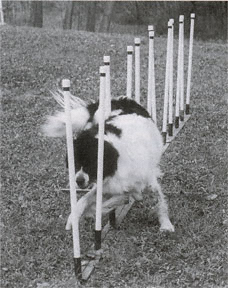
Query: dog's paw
[[159, 220, 175, 232]]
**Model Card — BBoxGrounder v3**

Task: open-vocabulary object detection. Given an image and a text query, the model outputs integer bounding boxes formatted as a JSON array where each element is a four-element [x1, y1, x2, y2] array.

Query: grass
[[1, 24, 227, 288]]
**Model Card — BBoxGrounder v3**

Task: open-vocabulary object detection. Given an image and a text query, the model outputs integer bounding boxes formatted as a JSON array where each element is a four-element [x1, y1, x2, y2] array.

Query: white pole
[[147, 25, 156, 124], [95, 66, 106, 251], [126, 46, 133, 98], [103, 56, 111, 117], [179, 15, 185, 121], [168, 19, 174, 136], [134, 38, 141, 103], [104, 55, 116, 228], [62, 79, 81, 278], [162, 21, 172, 144], [186, 13, 195, 115], [0, 0, 4, 25], [175, 16, 183, 128]]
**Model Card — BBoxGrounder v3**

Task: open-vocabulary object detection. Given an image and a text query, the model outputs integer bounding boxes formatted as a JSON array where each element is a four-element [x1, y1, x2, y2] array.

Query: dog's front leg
[[65, 185, 97, 230]]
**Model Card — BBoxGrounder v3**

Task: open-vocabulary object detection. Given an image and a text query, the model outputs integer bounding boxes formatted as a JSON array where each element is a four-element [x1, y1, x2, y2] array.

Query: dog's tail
[[50, 89, 87, 109], [41, 90, 90, 137]]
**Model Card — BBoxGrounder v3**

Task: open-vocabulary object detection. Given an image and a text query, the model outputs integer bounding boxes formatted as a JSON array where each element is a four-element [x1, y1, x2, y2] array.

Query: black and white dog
[[42, 92, 174, 232]]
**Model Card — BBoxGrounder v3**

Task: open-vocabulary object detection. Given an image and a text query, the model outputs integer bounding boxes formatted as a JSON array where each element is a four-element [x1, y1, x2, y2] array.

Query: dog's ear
[[73, 135, 98, 180], [72, 129, 119, 180], [103, 141, 119, 178]]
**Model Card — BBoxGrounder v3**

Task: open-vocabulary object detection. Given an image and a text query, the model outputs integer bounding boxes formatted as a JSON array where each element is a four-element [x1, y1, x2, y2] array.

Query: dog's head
[[72, 126, 119, 189]]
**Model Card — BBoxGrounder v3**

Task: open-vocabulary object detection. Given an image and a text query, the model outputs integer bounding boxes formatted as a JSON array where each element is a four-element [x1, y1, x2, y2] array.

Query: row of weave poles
[[62, 13, 195, 283]]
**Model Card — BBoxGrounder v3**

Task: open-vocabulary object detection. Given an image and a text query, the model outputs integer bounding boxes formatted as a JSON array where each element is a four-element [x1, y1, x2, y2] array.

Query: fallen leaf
[[206, 194, 218, 201]]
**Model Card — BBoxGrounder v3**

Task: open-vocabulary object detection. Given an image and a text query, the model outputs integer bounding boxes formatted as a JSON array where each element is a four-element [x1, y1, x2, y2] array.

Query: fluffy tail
[[41, 90, 90, 137], [50, 89, 87, 109]]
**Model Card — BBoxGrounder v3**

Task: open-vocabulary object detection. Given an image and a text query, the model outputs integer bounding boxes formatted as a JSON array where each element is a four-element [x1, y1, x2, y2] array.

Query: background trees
[[29, 1, 43, 28], [1, 1, 227, 40], [86, 2, 97, 32], [62, 1, 74, 30]]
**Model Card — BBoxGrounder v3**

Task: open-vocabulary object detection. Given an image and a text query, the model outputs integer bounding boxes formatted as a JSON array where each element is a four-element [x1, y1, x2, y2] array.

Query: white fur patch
[[103, 114, 163, 194]]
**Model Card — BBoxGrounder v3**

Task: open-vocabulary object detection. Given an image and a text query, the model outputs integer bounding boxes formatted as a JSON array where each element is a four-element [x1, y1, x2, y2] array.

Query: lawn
[[1, 25, 227, 288]]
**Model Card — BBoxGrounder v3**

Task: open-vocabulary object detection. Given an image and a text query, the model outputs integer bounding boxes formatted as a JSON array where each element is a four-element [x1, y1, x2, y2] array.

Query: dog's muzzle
[[75, 168, 89, 189]]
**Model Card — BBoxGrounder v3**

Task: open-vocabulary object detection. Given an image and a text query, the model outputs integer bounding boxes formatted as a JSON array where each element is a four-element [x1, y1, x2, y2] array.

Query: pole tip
[[103, 55, 110, 63], [169, 18, 174, 25], [179, 15, 184, 22], [62, 79, 70, 88], [149, 30, 154, 38], [99, 66, 106, 75], [127, 45, 133, 52], [134, 38, 141, 45], [148, 25, 154, 31], [191, 13, 195, 19]]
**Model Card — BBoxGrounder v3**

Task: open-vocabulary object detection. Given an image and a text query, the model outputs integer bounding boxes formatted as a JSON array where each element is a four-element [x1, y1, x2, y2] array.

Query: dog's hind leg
[[150, 178, 175, 232], [101, 194, 126, 214]]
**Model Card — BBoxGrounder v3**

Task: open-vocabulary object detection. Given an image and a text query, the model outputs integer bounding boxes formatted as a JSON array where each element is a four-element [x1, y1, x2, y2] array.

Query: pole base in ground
[[168, 123, 173, 137], [74, 257, 82, 280], [180, 110, 184, 121], [186, 104, 190, 115], [175, 116, 179, 128], [109, 210, 116, 228], [95, 230, 102, 251], [162, 132, 167, 145]]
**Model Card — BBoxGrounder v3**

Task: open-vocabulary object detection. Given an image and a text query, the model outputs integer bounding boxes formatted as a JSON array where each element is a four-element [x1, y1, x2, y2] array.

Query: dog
[[42, 92, 174, 232]]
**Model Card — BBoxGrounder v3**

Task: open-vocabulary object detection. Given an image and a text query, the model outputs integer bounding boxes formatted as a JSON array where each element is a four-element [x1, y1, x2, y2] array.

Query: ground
[[1, 25, 227, 288]]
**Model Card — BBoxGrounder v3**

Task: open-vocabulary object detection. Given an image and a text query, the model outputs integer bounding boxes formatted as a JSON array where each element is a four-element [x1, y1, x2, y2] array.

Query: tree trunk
[[99, 2, 114, 33], [86, 2, 96, 32], [30, 1, 43, 28], [219, 2, 227, 40], [63, 1, 75, 30]]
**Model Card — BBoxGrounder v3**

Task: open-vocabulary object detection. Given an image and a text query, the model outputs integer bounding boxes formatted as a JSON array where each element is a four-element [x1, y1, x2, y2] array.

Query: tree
[[30, 1, 43, 28], [63, 1, 75, 30], [86, 2, 96, 32], [99, 2, 114, 33]]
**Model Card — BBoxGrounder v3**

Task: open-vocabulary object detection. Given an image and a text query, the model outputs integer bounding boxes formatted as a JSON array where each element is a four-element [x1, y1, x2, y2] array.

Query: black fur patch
[[87, 102, 99, 122], [86, 97, 150, 122], [105, 124, 122, 137], [72, 128, 119, 182], [66, 123, 121, 169], [111, 97, 151, 118]]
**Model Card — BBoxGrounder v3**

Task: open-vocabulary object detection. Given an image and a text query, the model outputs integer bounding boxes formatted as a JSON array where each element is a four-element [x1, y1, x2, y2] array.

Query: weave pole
[[162, 21, 172, 144], [179, 15, 185, 121], [0, 0, 4, 25], [147, 25, 157, 123], [103, 56, 111, 116], [126, 46, 133, 98], [175, 16, 182, 128], [134, 38, 141, 103], [168, 19, 174, 136], [95, 66, 106, 251], [103, 55, 116, 227], [62, 79, 82, 280], [186, 13, 195, 115]]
